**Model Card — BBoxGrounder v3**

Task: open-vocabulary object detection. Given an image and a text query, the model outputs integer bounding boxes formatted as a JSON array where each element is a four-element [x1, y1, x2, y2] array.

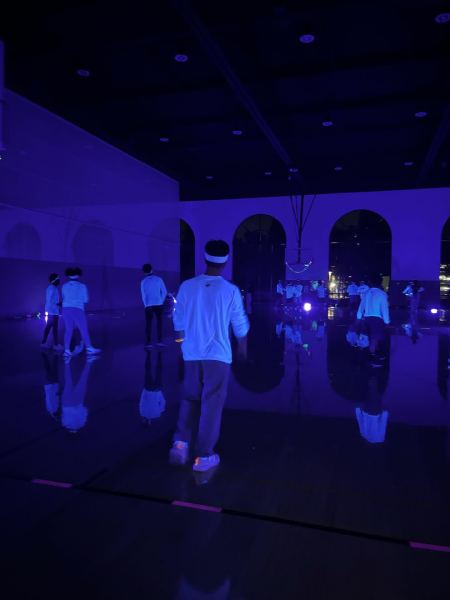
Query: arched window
[[233, 214, 286, 295], [441, 218, 450, 308], [329, 210, 391, 297]]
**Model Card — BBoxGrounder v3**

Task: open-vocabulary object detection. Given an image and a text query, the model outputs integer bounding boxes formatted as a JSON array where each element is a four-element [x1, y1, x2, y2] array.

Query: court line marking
[[172, 500, 222, 513], [409, 542, 450, 554], [32, 478, 73, 489]]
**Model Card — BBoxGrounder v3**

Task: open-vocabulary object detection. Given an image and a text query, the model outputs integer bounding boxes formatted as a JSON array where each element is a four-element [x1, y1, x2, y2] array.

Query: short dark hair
[[48, 273, 59, 283], [65, 267, 74, 277], [142, 263, 153, 274], [65, 267, 82, 277], [204, 240, 230, 266], [367, 273, 383, 288]]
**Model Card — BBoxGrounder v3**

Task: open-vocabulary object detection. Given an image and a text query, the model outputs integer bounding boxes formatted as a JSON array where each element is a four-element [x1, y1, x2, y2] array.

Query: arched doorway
[[441, 218, 450, 308], [329, 210, 391, 295], [180, 219, 195, 283], [233, 214, 286, 296]]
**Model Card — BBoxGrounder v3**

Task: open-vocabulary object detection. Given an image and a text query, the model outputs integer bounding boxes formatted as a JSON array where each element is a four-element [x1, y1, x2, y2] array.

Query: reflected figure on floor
[[139, 351, 166, 424], [61, 357, 96, 433], [316, 280, 327, 304], [403, 280, 425, 328], [41, 351, 61, 419], [401, 322, 422, 344], [355, 370, 389, 444], [347, 280, 360, 309]]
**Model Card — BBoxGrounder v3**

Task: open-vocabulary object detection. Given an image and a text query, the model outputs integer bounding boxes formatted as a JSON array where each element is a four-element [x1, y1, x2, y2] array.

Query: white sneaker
[[192, 454, 220, 472], [86, 346, 102, 354], [64, 349, 72, 357], [169, 441, 189, 465]]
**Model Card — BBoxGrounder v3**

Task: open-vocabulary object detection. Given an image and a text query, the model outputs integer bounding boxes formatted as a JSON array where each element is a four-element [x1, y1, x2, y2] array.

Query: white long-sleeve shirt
[[173, 274, 249, 363], [141, 275, 167, 307], [357, 287, 390, 324], [62, 281, 89, 310], [45, 285, 60, 315]]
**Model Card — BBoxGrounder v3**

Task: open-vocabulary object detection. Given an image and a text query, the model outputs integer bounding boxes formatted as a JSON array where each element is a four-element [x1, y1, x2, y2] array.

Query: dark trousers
[[42, 315, 59, 344], [366, 316, 386, 355], [145, 305, 163, 343], [174, 360, 230, 456]]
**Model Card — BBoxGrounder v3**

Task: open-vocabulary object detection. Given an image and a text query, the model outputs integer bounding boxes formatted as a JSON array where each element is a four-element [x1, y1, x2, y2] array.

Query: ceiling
[[2, 0, 450, 200]]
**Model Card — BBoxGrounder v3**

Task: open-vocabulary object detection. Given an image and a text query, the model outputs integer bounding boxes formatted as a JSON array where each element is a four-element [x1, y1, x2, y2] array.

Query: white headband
[[205, 252, 229, 264], [50, 276, 60, 284], [69, 275, 79, 279]]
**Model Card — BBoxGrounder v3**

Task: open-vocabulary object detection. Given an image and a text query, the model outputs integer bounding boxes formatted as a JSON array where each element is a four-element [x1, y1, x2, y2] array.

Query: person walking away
[[347, 280, 360, 309], [357, 275, 390, 366], [141, 263, 168, 348], [41, 273, 63, 351], [62, 267, 101, 358], [170, 240, 249, 473]]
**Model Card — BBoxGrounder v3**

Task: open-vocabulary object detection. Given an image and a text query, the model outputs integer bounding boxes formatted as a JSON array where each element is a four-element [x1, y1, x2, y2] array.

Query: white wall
[[181, 188, 450, 285]]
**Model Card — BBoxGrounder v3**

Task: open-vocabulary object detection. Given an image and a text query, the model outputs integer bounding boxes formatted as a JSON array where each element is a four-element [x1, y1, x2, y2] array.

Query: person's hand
[[175, 330, 185, 343], [236, 336, 248, 360]]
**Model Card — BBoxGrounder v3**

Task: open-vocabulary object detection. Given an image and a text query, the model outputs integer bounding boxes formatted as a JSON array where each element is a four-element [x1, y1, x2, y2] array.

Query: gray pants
[[63, 307, 91, 350], [174, 360, 230, 457]]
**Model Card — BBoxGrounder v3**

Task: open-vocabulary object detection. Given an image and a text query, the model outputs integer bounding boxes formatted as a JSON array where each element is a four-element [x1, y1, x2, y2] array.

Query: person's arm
[[172, 284, 186, 338], [357, 294, 366, 320], [230, 288, 250, 359], [140, 280, 146, 306], [381, 294, 390, 325], [83, 284, 89, 305], [160, 279, 168, 302]]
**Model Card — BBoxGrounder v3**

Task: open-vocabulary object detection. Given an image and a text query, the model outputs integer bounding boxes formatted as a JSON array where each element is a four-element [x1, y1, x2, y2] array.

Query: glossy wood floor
[[1, 306, 449, 599]]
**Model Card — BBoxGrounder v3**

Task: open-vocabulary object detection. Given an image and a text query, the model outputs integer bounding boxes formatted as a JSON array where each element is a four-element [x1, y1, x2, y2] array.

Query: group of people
[[41, 240, 250, 474], [41, 268, 101, 358], [276, 280, 328, 303]]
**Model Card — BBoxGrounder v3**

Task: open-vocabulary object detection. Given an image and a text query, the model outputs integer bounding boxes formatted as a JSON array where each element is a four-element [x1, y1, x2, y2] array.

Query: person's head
[[65, 267, 82, 280], [204, 240, 230, 274], [367, 274, 383, 289], [142, 263, 153, 275], [359, 280, 366, 286], [48, 273, 60, 286]]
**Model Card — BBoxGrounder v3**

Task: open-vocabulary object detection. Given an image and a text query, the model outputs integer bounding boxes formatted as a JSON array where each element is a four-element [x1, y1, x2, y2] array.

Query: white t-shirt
[[141, 275, 167, 307], [173, 274, 249, 363], [62, 281, 89, 310], [347, 283, 359, 296], [355, 408, 389, 444], [45, 285, 60, 315], [317, 285, 326, 299], [357, 287, 390, 324]]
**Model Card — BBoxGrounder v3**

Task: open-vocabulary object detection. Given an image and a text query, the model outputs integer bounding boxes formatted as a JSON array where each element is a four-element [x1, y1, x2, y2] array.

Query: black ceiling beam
[[171, 0, 293, 169], [416, 105, 450, 186]]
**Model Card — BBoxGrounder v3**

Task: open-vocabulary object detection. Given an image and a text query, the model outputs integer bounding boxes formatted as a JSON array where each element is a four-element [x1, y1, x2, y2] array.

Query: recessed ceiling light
[[299, 34, 315, 44], [77, 69, 91, 77], [231, 130, 243, 136], [264, 171, 272, 176], [322, 120, 333, 127], [435, 13, 450, 24], [174, 54, 189, 62], [403, 161, 414, 166], [414, 111, 428, 118], [334, 166, 343, 172], [206, 175, 214, 180], [159, 137, 170, 143]]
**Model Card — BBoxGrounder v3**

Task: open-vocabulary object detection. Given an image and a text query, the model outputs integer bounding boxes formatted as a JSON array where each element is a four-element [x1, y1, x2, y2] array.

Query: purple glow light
[[206, 175, 214, 180], [303, 302, 312, 312], [299, 34, 315, 44], [289, 167, 299, 173], [414, 111, 428, 118], [264, 171, 272, 176], [322, 120, 333, 127], [159, 137, 170, 143], [232, 130, 243, 136], [334, 166, 343, 172], [174, 54, 189, 62], [172, 500, 222, 513], [403, 161, 414, 167], [77, 69, 91, 78], [430, 308, 438, 314], [435, 13, 450, 24]]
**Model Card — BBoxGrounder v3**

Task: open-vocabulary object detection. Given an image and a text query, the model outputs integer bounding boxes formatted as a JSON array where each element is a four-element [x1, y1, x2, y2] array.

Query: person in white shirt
[[316, 280, 327, 302], [141, 263, 167, 347], [170, 240, 250, 473], [61, 267, 101, 358], [358, 280, 369, 298], [41, 273, 62, 350], [347, 280, 360, 308], [357, 275, 390, 360]]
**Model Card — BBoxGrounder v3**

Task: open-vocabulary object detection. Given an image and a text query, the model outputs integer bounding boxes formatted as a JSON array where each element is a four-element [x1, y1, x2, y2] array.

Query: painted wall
[[181, 188, 450, 303], [0, 90, 179, 315]]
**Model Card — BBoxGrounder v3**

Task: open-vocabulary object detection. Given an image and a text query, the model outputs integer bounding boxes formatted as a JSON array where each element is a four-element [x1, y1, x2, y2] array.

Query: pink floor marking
[[172, 500, 222, 513], [32, 479, 73, 489], [409, 541, 450, 553]]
